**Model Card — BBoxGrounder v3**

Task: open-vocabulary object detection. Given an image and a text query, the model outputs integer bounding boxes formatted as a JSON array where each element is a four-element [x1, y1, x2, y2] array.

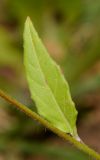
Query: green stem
[[0, 89, 100, 160]]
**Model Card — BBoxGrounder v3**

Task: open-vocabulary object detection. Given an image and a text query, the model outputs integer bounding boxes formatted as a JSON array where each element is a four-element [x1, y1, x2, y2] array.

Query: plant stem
[[0, 89, 100, 160]]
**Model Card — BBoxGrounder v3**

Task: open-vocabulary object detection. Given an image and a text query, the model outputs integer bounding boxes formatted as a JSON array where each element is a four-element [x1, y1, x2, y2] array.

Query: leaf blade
[[24, 17, 78, 136]]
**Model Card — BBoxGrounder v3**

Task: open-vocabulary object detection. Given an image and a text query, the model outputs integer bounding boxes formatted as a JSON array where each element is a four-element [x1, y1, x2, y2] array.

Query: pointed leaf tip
[[26, 16, 31, 22]]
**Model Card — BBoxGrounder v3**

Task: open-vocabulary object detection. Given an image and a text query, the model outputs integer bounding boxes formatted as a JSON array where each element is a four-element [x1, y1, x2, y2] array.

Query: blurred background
[[0, 0, 100, 159]]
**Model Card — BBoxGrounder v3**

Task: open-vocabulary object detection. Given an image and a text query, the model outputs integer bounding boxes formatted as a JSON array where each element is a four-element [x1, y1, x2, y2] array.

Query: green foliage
[[0, 0, 100, 159], [24, 17, 78, 136]]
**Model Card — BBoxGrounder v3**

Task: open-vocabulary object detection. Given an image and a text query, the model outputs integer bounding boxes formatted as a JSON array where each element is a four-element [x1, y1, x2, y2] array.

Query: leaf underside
[[24, 17, 78, 136]]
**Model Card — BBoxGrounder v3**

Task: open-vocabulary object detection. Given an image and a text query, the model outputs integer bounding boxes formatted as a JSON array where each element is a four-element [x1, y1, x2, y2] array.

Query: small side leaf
[[24, 17, 78, 137]]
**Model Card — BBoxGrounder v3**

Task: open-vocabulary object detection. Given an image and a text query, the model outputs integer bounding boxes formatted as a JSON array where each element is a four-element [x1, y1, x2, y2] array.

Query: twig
[[0, 89, 100, 160]]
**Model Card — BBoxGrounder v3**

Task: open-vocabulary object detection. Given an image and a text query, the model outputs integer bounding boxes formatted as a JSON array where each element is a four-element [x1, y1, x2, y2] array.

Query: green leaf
[[24, 17, 78, 136]]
